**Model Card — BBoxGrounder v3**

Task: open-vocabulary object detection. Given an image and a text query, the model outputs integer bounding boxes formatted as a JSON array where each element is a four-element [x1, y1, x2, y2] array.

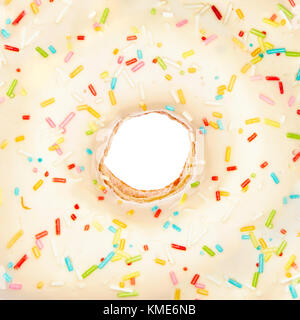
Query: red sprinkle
[[191, 274, 200, 285], [154, 208, 162, 218], [152, 58, 157, 64], [211, 5, 222, 20], [126, 58, 137, 66], [52, 178, 66, 183], [241, 178, 251, 189], [14, 254, 28, 270], [84, 224, 90, 231], [238, 31, 244, 37], [296, 109, 300, 115], [260, 161, 268, 168], [22, 115, 30, 120], [280, 229, 287, 235], [130, 277, 136, 285], [74, 204, 79, 210], [12, 10, 26, 25], [77, 35, 85, 40], [289, 0, 296, 7], [211, 176, 218, 181], [143, 245, 149, 251], [171, 243, 186, 251], [216, 191, 221, 201], [35, 230, 48, 239], [55, 218, 61, 235], [4, 45, 20, 52], [278, 81, 284, 94], [247, 132, 257, 142], [203, 118, 209, 126], [227, 166, 237, 171], [98, 196, 105, 201], [265, 76, 280, 81], [270, 14, 277, 21], [127, 35, 137, 41], [88, 84, 97, 96], [44, 171, 49, 177], [71, 214, 77, 221], [68, 163, 75, 170], [201, 36, 207, 41], [293, 152, 300, 163]]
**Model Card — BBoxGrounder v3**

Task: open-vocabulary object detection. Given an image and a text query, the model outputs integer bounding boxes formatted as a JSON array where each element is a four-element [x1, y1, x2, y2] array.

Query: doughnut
[[0, 0, 300, 301]]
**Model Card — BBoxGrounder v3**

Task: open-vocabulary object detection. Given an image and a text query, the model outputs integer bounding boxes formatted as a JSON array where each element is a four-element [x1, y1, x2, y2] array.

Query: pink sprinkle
[[59, 112, 75, 131], [76, 166, 82, 173], [169, 271, 178, 285], [288, 96, 295, 107], [176, 19, 188, 27], [93, 22, 100, 28], [259, 94, 275, 105], [36, 239, 43, 249], [32, 167, 38, 173], [195, 282, 206, 289], [131, 61, 145, 72], [64, 51, 74, 63], [45, 117, 56, 128], [117, 56, 124, 64], [203, 34, 218, 46], [250, 75, 263, 81], [34, 0, 42, 5], [9, 283, 22, 290], [54, 144, 63, 155], [0, 96, 5, 103]]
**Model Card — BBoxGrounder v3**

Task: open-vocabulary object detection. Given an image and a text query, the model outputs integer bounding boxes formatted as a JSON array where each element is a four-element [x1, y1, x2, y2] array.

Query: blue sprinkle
[[257, 245, 261, 250], [98, 251, 115, 269], [172, 224, 181, 232], [151, 206, 158, 212], [289, 284, 298, 299], [80, 166, 85, 171], [283, 196, 288, 205], [64, 256, 74, 272], [48, 45, 56, 54], [249, 43, 253, 47], [215, 94, 223, 100], [241, 235, 250, 240], [258, 254, 264, 273], [228, 278, 242, 288], [108, 226, 117, 233], [200, 251, 205, 255], [14, 187, 20, 196], [269, 238, 272, 242], [215, 244, 223, 253], [129, 244, 133, 248], [28, 156, 33, 162], [5, 18, 11, 25], [137, 49, 143, 60], [258, 53, 264, 58], [270, 172, 279, 184], [163, 221, 170, 229], [37, 157, 43, 162], [7, 262, 13, 269], [266, 48, 286, 54], [165, 105, 175, 111], [113, 244, 118, 248], [199, 126, 207, 134], [3, 272, 12, 283], [296, 68, 300, 81], [86, 148, 93, 155], [173, 211, 179, 216], [214, 76, 219, 80], [217, 119, 224, 130], [111, 77, 117, 90], [289, 194, 300, 199], [1, 28, 10, 38]]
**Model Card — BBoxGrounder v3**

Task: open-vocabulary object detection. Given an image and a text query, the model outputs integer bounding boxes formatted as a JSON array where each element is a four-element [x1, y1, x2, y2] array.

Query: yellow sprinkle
[[251, 47, 261, 57], [262, 18, 280, 27], [212, 112, 223, 118], [180, 193, 187, 204], [250, 56, 262, 65], [67, 40, 72, 51], [238, 128, 243, 134], [100, 71, 109, 79], [48, 144, 59, 151], [123, 271, 140, 281], [157, 42, 163, 48], [220, 191, 230, 197], [285, 255, 296, 271], [94, 25, 102, 32], [232, 37, 246, 50], [242, 185, 249, 192], [209, 121, 219, 129], [108, 90, 116, 105], [7, 230, 24, 249], [264, 42, 274, 50], [88, 121, 98, 132], [199, 29, 206, 35], [240, 226, 255, 232], [177, 89, 186, 104], [264, 252, 272, 262], [127, 209, 134, 216], [117, 250, 131, 259], [197, 289, 208, 296], [245, 118, 260, 124], [139, 102, 147, 111], [241, 63, 251, 74], [112, 228, 122, 245], [56, 137, 64, 145], [131, 26, 139, 34], [217, 85, 226, 92], [225, 146, 231, 162], [188, 67, 197, 73], [92, 221, 104, 232], [87, 106, 101, 119], [259, 238, 268, 249], [32, 246, 41, 258], [264, 118, 280, 128], [249, 232, 259, 249], [182, 50, 194, 59], [235, 8, 244, 19], [258, 37, 266, 53], [69, 65, 84, 78], [15, 136, 25, 142], [1, 139, 8, 149], [111, 254, 122, 262], [286, 272, 292, 278], [77, 104, 89, 111], [227, 75, 237, 92], [37, 281, 44, 289], [119, 281, 125, 288], [30, 2, 39, 14], [119, 239, 125, 251], [165, 74, 172, 80], [280, 19, 286, 26], [155, 258, 166, 265], [113, 48, 119, 55], [174, 288, 181, 300], [262, 247, 277, 254], [33, 179, 43, 191], [113, 219, 127, 229]]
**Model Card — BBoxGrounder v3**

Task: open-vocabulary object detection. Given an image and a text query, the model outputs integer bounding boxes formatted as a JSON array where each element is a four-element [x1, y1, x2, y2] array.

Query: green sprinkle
[[117, 291, 139, 297], [277, 3, 294, 19], [252, 271, 259, 288], [35, 47, 48, 58], [286, 132, 300, 140], [81, 265, 98, 279], [100, 8, 109, 24], [156, 56, 167, 70], [150, 8, 156, 15], [125, 255, 142, 264], [276, 240, 287, 256], [285, 51, 300, 57], [92, 179, 97, 185], [191, 181, 200, 188], [202, 245, 215, 257], [249, 28, 266, 38], [250, 173, 256, 178], [6, 79, 18, 98], [265, 209, 276, 228], [86, 129, 94, 135]]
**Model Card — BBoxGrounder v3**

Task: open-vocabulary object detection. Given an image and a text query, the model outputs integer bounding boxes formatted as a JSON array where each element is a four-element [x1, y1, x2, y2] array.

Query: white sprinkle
[[56, 6, 70, 24], [165, 245, 175, 264], [182, 111, 193, 122], [280, 273, 300, 284], [52, 151, 72, 166], [71, 92, 83, 102], [204, 100, 223, 106], [122, 69, 136, 88], [51, 239, 59, 257], [223, 2, 233, 25], [88, 11, 96, 19], [162, 57, 181, 69], [24, 30, 40, 46], [20, 27, 26, 49], [184, 3, 205, 9], [170, 89, 180, 103], [162, 11, 174, 18], [190, 229, 207, 246], [110, 285, 134, 293], [51, 281, 65, 287], [204, 275, 222, 286]]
